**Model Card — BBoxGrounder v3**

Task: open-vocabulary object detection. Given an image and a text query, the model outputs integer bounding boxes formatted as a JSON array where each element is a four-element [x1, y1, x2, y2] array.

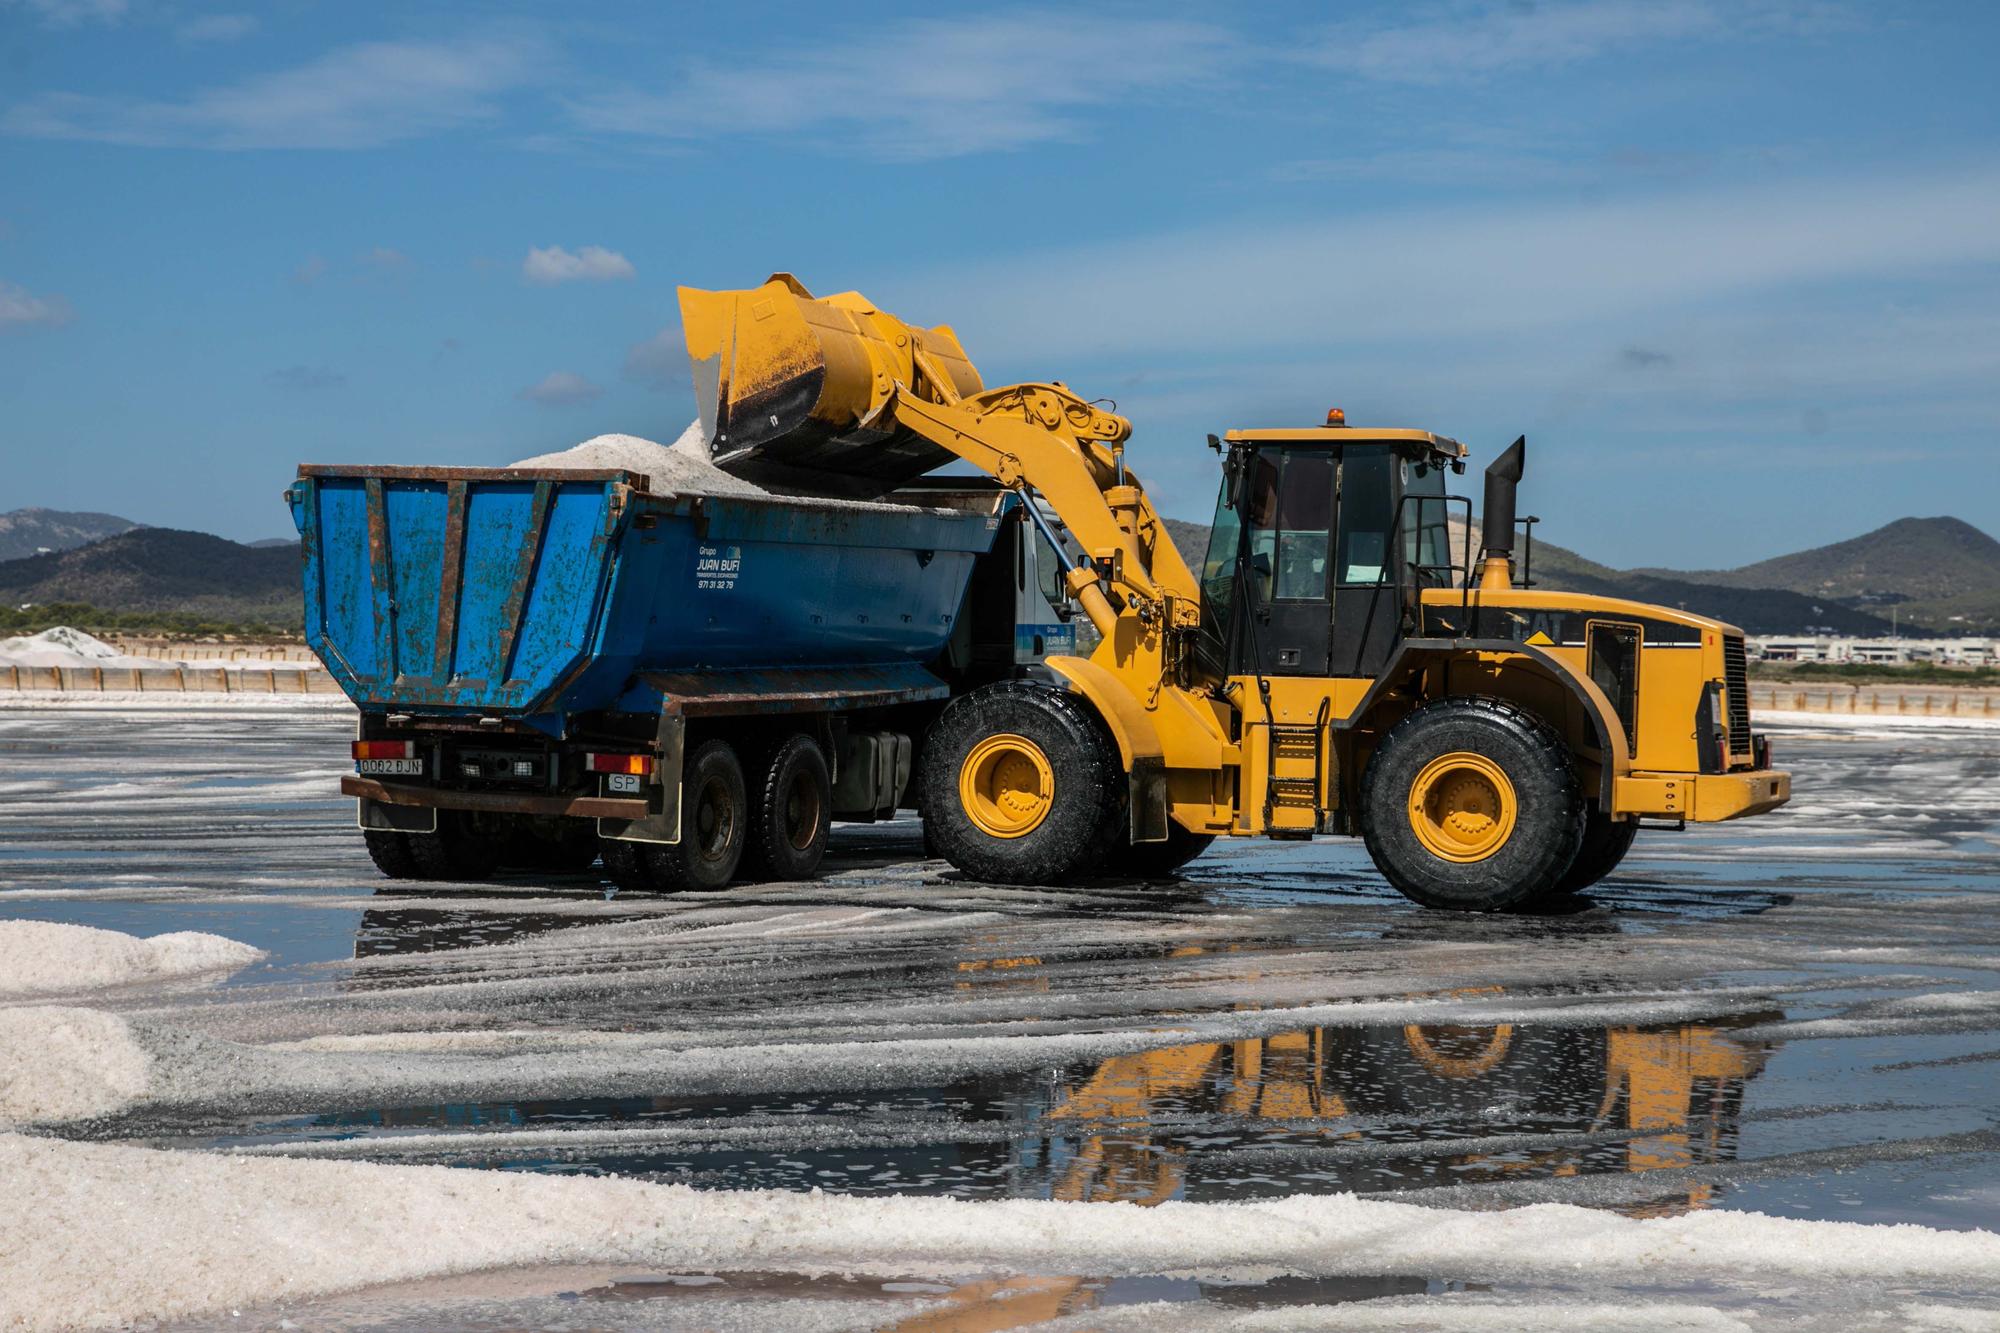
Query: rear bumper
[[1612, 769, 1791, 822], [342, 775, 647, 821]]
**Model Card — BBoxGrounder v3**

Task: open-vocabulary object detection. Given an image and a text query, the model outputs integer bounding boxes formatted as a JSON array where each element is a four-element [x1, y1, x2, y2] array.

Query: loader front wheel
[[739, 733, 830, 882], [1360, 697, 1584, 911], [920, 683, 1124, 886]]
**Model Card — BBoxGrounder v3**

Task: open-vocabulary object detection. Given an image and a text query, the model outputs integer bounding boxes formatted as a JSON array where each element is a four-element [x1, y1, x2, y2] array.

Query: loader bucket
[[678, 274, 983, 497]]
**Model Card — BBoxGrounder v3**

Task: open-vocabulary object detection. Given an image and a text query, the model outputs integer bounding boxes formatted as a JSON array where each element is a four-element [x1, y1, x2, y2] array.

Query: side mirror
[[1223, 447, 1247, 510]]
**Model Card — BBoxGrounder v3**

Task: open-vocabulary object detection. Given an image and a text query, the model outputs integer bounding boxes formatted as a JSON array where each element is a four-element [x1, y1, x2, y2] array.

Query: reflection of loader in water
[[1041, 1012, 1774, 1215]]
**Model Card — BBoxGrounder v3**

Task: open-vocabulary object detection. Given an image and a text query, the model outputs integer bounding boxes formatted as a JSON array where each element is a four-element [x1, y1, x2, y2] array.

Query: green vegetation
[[0, 601, 301, 642], [1752, 660, 2000, 687]]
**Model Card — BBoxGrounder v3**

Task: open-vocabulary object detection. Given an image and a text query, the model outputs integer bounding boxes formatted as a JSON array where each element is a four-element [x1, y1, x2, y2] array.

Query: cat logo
[[1525, 630, 1556, 646]]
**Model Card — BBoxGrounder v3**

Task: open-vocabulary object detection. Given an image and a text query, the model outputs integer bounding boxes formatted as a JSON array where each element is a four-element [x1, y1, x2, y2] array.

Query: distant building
[[1748, 636, 1997, 666]]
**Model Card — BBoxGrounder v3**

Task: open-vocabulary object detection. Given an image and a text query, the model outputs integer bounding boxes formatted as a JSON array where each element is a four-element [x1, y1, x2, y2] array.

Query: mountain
[[0, 508, 140, 562], [1640, 517, 2000, 600], [0, 529, 300, 623]]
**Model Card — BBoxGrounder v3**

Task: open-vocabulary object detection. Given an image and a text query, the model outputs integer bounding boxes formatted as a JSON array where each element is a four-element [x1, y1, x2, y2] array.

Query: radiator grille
[[1723, 635, 1751, 752]]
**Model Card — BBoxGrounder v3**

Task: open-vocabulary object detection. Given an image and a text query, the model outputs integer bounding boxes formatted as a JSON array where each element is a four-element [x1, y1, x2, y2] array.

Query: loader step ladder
[[1263, 695, 1331, 835]]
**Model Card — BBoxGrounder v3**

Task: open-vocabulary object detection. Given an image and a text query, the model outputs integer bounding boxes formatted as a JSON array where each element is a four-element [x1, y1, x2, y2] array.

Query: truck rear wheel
[[739, 734, 830, 882], [600, 738, 749, 893], [1359, 697, 1584, 911], [362, 829, 422, 880], [407, 811, 500, 882], [919, 682, 1123, 886], [1554, 808, 1639, 895]]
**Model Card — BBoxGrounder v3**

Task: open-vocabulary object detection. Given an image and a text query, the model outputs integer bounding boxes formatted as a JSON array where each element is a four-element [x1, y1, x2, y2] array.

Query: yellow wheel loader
[[678, 275, 1791, 910]]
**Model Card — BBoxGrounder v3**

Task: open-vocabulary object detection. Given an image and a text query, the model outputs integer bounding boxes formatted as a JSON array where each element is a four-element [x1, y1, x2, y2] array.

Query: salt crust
[[510, 423, 771, 499], [0, 1009, 151, 1124], [0, 920, 264, 999], [5, 1132, 2000, 1332]]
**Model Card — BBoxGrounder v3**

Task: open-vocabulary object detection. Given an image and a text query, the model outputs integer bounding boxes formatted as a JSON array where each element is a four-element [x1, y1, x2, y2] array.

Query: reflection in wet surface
[[246, 1012, 1772, 1219], [8, 701, 2000, 1328]]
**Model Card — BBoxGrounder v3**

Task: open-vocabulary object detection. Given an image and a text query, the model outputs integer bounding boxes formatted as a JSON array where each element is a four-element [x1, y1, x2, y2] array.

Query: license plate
[[358, 758, 424, 776], [606, 772, 642, 794]]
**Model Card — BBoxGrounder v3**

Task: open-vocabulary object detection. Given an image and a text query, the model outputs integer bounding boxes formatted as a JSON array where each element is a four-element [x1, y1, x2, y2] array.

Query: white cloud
[[517, 371, 601, 406], [177, 13, 257, 44], [360, 246, 413, 272], [1306, 1, 1841, 84], [522, 245, 635, 285], [907, 162, 2000, 365], [0, 34, 542, 149], [568, 11, 1232, 160], [0, 280, 70, 330], [5, 0, 126, 28], [266, 366, 344, 391], [621, 326, 682, 389]]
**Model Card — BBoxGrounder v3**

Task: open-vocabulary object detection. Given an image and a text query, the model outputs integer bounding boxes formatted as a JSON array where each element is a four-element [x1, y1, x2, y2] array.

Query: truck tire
[[601, 739, 750, 893], [919, 682, 1124, 886], [362, 829, 422, 880], [1359, 697, 1585, 911], [739, 733, 830, 883], [1110, 823, 1217, 879], [1553, 808, 1639, 895], [507, 818, 600, 874], [407, 811, 499, 882]]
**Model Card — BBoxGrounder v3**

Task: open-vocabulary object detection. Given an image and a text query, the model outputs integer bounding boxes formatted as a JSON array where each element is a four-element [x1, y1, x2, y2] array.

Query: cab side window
[[1272, 450, 1333, 600], [1336, 447, 1395, 585]]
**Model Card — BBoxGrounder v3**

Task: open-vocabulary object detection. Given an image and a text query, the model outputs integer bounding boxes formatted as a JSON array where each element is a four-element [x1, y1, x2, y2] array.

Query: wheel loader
[[675, 275, 1792, 910]]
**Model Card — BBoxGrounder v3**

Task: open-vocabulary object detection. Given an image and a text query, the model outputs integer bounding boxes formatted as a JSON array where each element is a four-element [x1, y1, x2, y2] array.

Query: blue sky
[[2, 1, 1997, 566]]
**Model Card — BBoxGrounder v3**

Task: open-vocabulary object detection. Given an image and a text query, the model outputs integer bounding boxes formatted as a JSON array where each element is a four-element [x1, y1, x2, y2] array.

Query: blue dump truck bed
[[288, 465, 1004, 729]]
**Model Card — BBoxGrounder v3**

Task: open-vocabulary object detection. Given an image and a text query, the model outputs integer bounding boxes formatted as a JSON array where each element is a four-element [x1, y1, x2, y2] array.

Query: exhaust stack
[[1478, 436, 1526, 591]]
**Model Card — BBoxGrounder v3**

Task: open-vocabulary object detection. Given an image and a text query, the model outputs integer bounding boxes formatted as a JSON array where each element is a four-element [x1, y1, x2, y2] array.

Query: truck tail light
[[353, 740, 416, 760], [586, 752, 655, 776]]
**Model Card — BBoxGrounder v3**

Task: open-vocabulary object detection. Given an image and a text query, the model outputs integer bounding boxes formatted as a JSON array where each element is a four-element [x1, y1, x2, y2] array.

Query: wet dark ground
[[4, 697, 1999, 1329]]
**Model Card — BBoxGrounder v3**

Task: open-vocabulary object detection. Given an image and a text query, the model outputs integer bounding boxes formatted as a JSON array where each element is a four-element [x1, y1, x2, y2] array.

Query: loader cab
[[1196, 428, 1461, 684]]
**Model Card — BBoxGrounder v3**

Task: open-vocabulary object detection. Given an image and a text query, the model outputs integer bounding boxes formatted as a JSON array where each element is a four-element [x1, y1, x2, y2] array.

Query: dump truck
[[296, 273, 1789, 910], [670, 275, 1790, 909], [288, 464, 1078, 892]]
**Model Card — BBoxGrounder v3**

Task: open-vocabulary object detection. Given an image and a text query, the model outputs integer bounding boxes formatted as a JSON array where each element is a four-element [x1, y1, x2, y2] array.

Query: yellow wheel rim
[[1403, 1023, 1516, 1079], [1409, 751, 1517, 863], [960, 733, 1054, 839]]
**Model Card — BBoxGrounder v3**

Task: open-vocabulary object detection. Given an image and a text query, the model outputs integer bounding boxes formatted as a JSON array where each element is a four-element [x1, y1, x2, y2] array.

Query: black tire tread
[[919, 682, 1125, 886], [740, 733, 831, 883], [1359, 695, 1585, 911], [362, 829, 421, 880], [1554, 808, 1640, 895]]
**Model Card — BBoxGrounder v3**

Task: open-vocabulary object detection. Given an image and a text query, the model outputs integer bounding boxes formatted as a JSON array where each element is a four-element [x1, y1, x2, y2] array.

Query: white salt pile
[[511, 422, 771, 499], [0, 1008, 151, 1123], [0, 627, 167, 670], [0, 920, 265, 999], [6, 1131, 2000, 1331]]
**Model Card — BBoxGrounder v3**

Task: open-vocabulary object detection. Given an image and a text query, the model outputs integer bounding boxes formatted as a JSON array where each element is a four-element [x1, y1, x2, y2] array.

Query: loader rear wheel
[[601, 739, 749, 893], [920, 682, 1124, 886], [1360, 697, 1584, 912], [1111, 823, 1217, 879], [362, 829, 422, 880], [739, 733, 830, 882], [407, 810, 499, 882], [1553, 808, 1640, 896]]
